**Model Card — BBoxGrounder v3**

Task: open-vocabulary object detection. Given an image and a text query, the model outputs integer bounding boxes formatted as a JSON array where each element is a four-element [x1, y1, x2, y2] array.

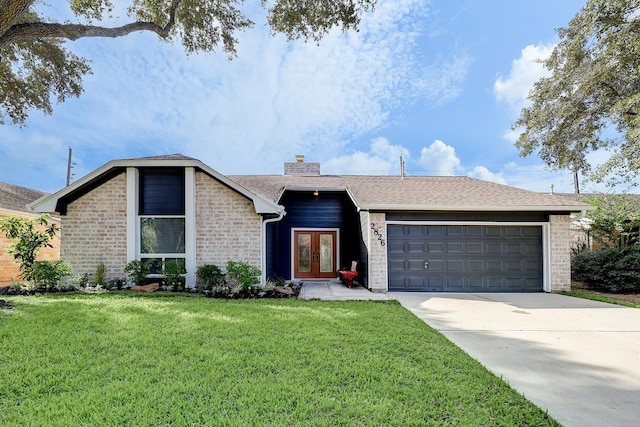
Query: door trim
[[291, 228, 340, 279]]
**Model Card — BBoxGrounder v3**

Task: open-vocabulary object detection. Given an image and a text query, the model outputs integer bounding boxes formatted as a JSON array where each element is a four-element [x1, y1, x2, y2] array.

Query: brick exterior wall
[[62, 173, 128, 281], [0, 211, 60, 284], [195, 172, 262, 271], [366, 212, 388, 292], [550, 215, 572, 292]]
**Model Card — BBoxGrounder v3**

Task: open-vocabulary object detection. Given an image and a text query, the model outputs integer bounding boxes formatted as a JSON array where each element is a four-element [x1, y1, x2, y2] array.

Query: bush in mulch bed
[[203, 282, 301, 299], [0, 299, 15, 310], [572, 246, 640, 293]]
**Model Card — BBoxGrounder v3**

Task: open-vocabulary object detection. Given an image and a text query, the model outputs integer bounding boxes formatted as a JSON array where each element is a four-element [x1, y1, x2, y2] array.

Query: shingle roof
[[558, 193, 640, 214], [230, 175, 592, 212], [0, 182, 48, 213], [121, 153, 198, 161]]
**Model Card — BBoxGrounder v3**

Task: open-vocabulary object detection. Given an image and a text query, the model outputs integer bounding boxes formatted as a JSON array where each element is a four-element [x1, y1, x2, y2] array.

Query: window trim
[[127, 167, 196, 287]]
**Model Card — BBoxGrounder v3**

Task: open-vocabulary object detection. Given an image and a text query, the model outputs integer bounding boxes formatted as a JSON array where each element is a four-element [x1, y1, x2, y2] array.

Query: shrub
[[225, 261, 261, 291], [572, 246, 640, 293], [31, 260, 73, 291], [164, 259, 187, 291], [196, 264, 225, 291], [94, 262, 106, 287], [0, 214, 58, 282], [106, 278, 127, 290], [59, 274, 85, 292], [124, 260, 150, 286]]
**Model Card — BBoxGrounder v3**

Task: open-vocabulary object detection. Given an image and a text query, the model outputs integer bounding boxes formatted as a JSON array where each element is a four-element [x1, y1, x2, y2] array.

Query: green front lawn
[[0, 293, 557, 426]]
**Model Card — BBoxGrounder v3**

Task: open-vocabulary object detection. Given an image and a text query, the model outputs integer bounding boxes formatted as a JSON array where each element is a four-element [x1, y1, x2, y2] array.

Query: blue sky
[[1, 0, 606, 194]]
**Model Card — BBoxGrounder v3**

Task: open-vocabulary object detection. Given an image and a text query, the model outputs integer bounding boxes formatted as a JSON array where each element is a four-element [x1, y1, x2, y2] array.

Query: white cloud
[[322, 137, 409, 175], [5, 0, 470, 178], [467, 166, 506, 185], [494, 44, 555, 112], [419, 140, 462, 175]]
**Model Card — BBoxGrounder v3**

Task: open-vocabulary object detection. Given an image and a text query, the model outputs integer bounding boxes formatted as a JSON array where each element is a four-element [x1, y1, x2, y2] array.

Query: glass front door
[[294, 231, 337, 278]]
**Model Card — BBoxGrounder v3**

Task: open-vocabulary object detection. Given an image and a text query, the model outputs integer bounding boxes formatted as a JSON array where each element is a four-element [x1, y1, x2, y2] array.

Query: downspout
[[261, 209, 286, 285]]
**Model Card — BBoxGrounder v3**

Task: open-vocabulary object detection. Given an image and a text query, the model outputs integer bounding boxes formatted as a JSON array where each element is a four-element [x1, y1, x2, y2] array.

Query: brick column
[[550, 215, 572, 292], [367, 212, 388, 292]]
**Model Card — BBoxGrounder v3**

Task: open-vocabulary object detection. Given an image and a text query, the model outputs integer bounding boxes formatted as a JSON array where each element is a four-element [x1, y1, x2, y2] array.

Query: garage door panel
[[467, 260, 483, 272], [485, 227, 502, 237], [426, 226, 444, 236], [445, 226, 464, 236], [467, 226, 482, 237], [427, 242, 445, 253], [467, 243, 482, 253], [446, 242, 464, 253], [486, 243, 502, 254], [446, 259, 464, 272], [427, 259, 445, 272], [388, 224, 543, 292], [486, 260, 502, 272]]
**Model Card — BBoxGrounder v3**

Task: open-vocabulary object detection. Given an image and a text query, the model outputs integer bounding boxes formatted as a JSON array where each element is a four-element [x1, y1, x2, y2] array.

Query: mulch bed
[[572, 282, 640, 304], [0, 299, 15, 310]]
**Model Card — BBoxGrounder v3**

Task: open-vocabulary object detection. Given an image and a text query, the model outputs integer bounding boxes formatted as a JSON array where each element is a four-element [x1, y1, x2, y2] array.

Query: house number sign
[[370, 223, 386, 246]]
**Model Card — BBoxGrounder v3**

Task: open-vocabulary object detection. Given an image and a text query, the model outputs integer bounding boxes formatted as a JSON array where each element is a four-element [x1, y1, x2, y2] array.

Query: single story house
[[0, 182, 60, 285], [29, 154, 592, 293]]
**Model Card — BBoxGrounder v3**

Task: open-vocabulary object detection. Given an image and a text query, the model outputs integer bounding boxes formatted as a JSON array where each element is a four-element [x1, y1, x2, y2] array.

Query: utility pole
[[400, 155, 405, 179], [573, 169, 580, 194], [66, 146, 74, 186]]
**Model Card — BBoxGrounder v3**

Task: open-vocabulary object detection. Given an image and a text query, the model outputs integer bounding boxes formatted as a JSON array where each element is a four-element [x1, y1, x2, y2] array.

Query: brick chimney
[[284, 155, 320, 176]]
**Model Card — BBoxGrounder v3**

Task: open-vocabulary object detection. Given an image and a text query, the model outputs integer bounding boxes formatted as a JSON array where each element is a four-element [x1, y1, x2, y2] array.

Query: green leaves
[[513, 0, 640, 184], [265, 0, 376, 42], [0, 214, 58, 281], [0, 38, 91, 126], [0, 0, 377, 125]]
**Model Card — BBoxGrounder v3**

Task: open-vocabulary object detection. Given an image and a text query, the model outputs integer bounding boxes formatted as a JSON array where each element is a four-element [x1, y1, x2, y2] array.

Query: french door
[[293, 230, 337, 278]]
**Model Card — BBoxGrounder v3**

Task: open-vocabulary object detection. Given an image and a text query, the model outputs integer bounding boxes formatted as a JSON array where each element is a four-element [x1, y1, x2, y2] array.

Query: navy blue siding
[[266, 191, 365, 281]]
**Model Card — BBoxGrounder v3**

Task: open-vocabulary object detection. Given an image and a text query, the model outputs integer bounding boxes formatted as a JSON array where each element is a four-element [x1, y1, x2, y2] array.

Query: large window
[[139, 168, 185, 275]]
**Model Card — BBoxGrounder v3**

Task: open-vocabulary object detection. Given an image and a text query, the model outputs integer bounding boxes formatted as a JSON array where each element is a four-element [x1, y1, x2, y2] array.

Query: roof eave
[[358, 204, 595, 212], [30, 157, 283, 215]]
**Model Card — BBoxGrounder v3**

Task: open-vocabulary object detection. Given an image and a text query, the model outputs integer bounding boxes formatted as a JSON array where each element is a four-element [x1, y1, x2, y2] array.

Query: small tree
[[0, 214, 58, 282], [584, 194, 640, 248]]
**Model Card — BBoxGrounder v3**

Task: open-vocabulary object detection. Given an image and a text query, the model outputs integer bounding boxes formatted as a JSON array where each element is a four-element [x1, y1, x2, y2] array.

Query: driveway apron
[[390, 292, 640, 427]]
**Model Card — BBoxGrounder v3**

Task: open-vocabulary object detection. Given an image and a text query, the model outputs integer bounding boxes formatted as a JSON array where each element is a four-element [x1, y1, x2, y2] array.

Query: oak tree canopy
[[0, 0, 375, 125], [513, 0, 640, 185]]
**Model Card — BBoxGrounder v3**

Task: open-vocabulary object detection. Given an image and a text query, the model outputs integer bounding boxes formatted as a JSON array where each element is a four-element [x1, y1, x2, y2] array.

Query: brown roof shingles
[[230, 175, 591, 212], [0, 182, 48, 213]]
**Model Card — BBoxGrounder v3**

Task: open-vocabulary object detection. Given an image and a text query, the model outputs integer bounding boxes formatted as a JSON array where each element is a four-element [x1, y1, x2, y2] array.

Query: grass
[[0, 293, 558, 426], [562, 285, 640, 308]]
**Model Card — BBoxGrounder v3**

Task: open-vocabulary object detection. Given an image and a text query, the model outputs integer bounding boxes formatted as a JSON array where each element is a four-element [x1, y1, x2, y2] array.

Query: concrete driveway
[[390, 292, 640, 427]]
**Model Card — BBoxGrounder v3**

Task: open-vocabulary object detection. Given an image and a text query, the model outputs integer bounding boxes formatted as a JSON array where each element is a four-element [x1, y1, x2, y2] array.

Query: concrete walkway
[[390, 292, 640, 427], [299, 280, 390, 301]]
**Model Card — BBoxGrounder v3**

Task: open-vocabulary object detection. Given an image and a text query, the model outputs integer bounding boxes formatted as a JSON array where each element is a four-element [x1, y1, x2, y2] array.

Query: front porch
[[298, 278, 390, 301]]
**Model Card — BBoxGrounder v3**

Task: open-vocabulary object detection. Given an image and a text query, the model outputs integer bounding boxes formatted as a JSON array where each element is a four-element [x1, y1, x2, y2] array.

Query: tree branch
[[0, 21, 169, 46], [0, 0, 181, 47], [0, 0, 35, 38]]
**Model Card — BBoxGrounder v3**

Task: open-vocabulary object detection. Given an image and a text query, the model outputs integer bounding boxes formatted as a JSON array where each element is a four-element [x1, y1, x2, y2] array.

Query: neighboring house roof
[[230, 175, 593, 212], [558, 193, 640, 210], [0, 182, 48, 213], [28, 154, 283, 215]]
